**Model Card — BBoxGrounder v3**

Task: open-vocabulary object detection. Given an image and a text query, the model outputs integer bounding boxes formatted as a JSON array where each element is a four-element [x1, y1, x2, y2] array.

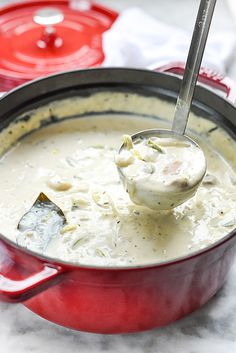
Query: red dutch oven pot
[[0, 65, 236, 334]]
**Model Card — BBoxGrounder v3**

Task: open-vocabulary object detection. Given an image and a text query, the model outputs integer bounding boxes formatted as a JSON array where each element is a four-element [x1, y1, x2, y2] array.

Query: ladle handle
[[172, 0, 217, 135]]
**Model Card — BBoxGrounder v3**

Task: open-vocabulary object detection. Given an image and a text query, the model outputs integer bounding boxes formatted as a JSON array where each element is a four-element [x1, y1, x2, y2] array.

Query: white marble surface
[[1, 1, 236, 352]]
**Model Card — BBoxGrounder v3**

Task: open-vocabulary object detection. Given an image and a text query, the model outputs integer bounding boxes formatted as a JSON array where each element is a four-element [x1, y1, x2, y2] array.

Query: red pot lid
[[0, 0, 118, 90]]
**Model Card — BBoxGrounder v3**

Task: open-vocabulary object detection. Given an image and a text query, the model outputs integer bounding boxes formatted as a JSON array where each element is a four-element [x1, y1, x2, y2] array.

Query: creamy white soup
[[0, 93, 236, 267]]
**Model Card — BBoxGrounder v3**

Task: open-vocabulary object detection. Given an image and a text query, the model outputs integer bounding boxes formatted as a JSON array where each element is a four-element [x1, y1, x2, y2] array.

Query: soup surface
[[0, 111, 236, 266]]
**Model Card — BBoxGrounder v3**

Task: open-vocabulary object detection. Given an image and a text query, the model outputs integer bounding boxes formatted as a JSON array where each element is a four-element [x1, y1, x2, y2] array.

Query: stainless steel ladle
[[117, 0, 217, 210]]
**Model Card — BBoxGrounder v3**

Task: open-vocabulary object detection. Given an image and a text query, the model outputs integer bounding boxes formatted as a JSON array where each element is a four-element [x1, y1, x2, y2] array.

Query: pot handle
[[155, 62, 236, 104], [0, 264, 64, 303]]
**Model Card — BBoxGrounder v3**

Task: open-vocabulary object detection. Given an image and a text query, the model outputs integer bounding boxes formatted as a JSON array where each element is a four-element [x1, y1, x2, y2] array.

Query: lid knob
[[33, 7, 64, 49], [34, 7, 64, 26]]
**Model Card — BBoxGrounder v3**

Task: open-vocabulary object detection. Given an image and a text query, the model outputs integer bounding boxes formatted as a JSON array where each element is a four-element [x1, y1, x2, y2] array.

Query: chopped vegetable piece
[[96, 248, 106, 257], [17, 192, 66, 251], [92, 191, 110, 208], [61, 224, 77, 234], [133, 149, 144, 160], [147, 139, 164, 153], [72, 237, 87, 249], [71, 196, 90, 210], [122, 134, 133, 150]]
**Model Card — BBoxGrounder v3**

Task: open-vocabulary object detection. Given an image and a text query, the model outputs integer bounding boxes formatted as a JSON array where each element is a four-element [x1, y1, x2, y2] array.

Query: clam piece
[[47, 175, 72, 191]]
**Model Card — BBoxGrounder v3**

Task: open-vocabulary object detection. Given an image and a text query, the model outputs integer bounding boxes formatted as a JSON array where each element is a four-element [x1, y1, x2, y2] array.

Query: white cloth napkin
[[103, 8, 236, 74]]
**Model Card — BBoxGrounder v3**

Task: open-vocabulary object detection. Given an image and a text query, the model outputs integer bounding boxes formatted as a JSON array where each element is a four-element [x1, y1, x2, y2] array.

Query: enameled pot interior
[[0, 68, 236, 269]]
